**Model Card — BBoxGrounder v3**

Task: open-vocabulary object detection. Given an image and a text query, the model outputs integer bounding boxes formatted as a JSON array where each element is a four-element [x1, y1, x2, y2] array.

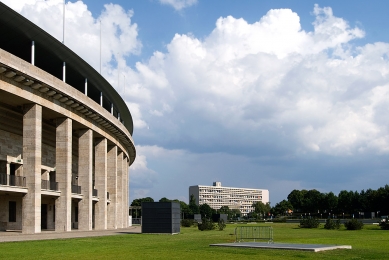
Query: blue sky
[[4, 0, 389, 206]]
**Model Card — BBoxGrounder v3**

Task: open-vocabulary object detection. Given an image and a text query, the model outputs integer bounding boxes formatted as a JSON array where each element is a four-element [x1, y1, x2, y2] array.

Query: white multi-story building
[[189, 182, 269, 215]]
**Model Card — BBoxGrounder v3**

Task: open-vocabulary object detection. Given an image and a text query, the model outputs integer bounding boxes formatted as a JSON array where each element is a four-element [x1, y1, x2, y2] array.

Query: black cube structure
[[141, 202, 180, 234]]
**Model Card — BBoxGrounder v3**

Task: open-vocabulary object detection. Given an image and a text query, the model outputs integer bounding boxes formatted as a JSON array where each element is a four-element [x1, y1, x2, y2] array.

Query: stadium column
[[94, 137, 107, 230], [78, 129, 93, 230], [127, 159, 130, 223], [55, 118, 72, 231], [22, 104, 42, 234], [6, 162, 10, 185], [116, 151, 123, 228], [107, 145, 117, 229], [122, 156, 128, 227]]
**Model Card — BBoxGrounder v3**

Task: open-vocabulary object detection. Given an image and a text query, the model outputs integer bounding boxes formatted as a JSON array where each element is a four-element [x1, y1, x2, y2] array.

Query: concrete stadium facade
[[0, 3, 136, 234], [189, 182, 269, 215]]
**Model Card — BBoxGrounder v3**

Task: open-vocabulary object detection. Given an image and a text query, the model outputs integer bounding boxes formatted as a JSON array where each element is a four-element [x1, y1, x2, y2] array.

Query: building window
[[9, 201, 16, 222]]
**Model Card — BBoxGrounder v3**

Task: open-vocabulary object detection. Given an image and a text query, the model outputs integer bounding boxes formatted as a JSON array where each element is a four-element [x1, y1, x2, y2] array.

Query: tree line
[[130, 195, 241, 219], [272, 184, 389, 217], [130, 184, 389, 219]]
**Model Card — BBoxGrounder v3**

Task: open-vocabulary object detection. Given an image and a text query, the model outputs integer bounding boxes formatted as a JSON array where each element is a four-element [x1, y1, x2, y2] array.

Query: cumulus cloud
[[159, 0, 197, 11], [130, 5, 389, 159]]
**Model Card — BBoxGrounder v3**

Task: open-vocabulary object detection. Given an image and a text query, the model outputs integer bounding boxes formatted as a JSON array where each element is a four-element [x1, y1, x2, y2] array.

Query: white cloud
[[159, 0, 197, 11], [129, 151, 158, 198], [1, 0, 45, 12], [131, 5, 389, 159]]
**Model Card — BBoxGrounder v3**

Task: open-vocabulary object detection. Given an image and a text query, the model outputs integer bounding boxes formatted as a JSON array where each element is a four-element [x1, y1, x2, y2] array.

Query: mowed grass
[[0, 223, 388, 259]]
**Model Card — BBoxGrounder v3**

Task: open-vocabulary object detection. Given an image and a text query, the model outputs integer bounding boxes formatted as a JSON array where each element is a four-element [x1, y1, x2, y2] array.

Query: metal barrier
[[235, 226, 273, 243], [9, 175, 26, 187], [41, 180, 58, 191], [72, 184, 81, 194], [0, 173, 6, 185]]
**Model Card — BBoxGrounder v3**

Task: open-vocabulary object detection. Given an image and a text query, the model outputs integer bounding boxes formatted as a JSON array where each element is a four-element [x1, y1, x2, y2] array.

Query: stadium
[[0, 3, 136, 234]]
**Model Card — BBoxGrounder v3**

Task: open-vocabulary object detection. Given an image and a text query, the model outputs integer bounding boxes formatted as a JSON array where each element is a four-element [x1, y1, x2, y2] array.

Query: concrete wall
[[0, 195, 23, 230], [0, 129, 22, 160]]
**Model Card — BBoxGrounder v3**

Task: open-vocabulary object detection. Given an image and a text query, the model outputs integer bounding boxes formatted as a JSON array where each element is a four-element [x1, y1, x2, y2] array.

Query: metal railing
[[41, 180, 58, 191], [72, 185, 81, 194], [93, 189, 98, 197], [235, 226, 273, 243], [9, 175, 27, 187], [0, 173, 6, 185]]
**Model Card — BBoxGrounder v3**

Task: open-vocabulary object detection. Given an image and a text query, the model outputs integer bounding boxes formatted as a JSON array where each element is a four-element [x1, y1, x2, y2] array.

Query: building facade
[[0, 3, 136, 234], [189, 182, 269, 215]]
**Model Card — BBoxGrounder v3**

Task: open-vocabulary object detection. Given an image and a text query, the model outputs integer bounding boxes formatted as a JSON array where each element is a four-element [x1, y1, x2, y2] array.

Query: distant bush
[[344, 219, 364, 230], [379, 217, 389, 230], [217, 219, 226, 231], [299, 218, 320, 228], [271, 217, 287, 223], [181, 219, 194, 227], [198, 218, 216, 231], [324, 219, 341, 230]]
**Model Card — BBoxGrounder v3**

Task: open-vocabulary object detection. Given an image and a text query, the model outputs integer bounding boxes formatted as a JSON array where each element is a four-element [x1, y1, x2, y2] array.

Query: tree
[[252, 201, 271, 218], [338, 190, 354, 214], [305, 189, 324, 213], [159, 197, 171, 202], [131, 197, 154, 206], [230, 209, 241, 220], [189, 194, 199, 214], [287, 189, 306, 212], [219, 206, 230, 214], [323, 192, 338, 213], [271, 200, 293, 216], [199, 203, 214, 218], [178, 200, 190, 219]]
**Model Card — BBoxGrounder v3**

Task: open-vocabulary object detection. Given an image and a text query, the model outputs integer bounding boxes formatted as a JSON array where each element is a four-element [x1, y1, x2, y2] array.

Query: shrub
[[217, 219, 226, 231], [271, 217, 287, 223], [181, 219, 194, 227], [379, 217, 389, 230], [198, 218, 216, 231], [344, 219, 364, 230], [299, 218, 320, 228], [324, 218, 341, 230]]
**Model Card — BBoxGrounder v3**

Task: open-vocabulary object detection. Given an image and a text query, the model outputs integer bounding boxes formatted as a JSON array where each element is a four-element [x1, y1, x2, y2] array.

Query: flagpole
[[63, 0, 65, 44], [100, 19, 102, 74]]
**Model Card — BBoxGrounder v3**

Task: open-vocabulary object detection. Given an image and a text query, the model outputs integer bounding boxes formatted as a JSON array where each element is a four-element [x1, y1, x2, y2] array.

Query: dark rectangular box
[[141, 202, 181, 234]]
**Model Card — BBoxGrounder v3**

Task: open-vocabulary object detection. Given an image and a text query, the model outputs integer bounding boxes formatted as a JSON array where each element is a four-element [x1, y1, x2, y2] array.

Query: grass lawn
[[0, 223, 388, 259]]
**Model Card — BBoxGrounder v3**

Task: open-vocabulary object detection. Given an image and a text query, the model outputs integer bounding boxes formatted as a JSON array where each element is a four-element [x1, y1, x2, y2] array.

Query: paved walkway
[[0, 226, 141, 243]]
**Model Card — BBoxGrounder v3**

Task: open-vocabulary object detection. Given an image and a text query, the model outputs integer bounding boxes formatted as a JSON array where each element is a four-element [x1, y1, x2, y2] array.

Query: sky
[[3, 0, 389, 206]]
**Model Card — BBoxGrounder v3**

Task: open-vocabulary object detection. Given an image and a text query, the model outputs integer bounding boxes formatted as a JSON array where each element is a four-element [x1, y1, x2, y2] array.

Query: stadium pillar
[[22, 104, 42, 234], [55, 117, 72, 231], [107, 145, 117, 229], [78, 129, 93, 230], [94, 137, 107, 230], [116, 151, 123, 228]]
